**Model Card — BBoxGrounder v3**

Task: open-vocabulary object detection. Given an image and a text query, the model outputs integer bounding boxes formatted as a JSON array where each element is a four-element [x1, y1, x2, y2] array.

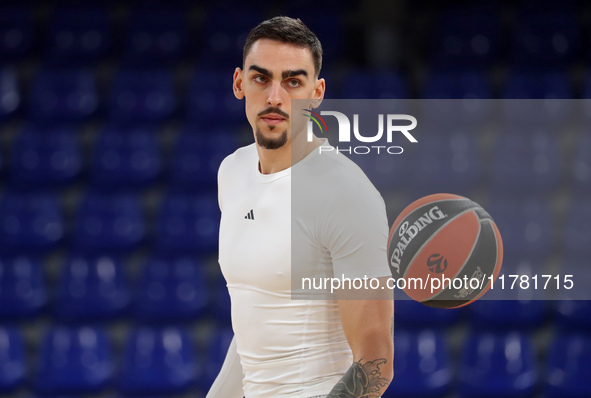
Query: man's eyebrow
[[248, 65, 309, 80], [249, 65, 273, 78], [282, 69, 308, 79]]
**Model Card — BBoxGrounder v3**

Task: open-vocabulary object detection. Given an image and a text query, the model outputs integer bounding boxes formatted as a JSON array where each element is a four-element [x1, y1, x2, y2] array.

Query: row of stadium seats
[[0, 255, 229, 322], [0, 192, 588, 258], [1, 125, 237, 192], [386, 328, 591, 398], [396, 298, 591, 331], [3, 68, 591, 124], [2, 252, 590, 329], [0, 3, 589, 69], [0, 4, 250, 68], [0, 126, 589, 196], [430, 3, 582, 69], [0, 68, 243, 125], [0, 192, 220, 254], [363, 131, 590, 197], [2, 325, 590, 398], [0, 3, 348, 68], [0, 325, 230, 395]]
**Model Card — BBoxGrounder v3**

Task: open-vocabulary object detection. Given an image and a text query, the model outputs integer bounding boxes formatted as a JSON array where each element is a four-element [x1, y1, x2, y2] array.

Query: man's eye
[[288, 79, 301, 87], [254, 75, 267, 83]]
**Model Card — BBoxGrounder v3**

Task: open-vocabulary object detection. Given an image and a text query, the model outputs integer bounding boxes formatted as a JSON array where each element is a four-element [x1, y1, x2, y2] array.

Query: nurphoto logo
[[304, 109, 418, 155]]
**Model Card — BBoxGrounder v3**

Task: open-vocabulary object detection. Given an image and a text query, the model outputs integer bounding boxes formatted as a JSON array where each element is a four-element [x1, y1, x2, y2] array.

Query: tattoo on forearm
[[327, 358, 390, 398]]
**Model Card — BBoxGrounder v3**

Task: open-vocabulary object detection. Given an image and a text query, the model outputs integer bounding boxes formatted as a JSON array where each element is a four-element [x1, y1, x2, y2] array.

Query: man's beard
[[255, 128, 288, 150]]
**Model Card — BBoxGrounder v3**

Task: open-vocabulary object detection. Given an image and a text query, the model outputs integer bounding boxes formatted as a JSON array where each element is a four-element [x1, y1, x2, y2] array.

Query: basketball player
[[207, 17, 394, 398]]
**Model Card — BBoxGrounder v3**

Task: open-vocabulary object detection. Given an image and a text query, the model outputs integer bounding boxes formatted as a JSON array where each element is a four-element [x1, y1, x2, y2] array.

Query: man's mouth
[[261, 114, 287, 125]]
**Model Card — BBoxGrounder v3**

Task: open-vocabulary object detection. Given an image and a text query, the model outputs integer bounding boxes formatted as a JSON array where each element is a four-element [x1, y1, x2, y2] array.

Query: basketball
[[387, 193, 503, 309]]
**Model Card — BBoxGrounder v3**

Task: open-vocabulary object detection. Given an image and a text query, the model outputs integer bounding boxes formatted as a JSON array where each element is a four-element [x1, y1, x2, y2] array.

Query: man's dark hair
[[243, 16, 323, 77]]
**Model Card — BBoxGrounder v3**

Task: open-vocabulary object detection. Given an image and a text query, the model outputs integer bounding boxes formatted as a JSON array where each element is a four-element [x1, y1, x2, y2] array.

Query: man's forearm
[[326, 357, 391, 398]]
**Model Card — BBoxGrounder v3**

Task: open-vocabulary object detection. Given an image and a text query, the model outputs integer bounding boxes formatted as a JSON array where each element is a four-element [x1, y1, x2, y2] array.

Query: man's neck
[[257, 135, 324, 175]]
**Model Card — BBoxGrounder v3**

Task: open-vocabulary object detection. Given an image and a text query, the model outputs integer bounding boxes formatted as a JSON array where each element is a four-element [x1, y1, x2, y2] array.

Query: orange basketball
[[387, 193, 503, 309]]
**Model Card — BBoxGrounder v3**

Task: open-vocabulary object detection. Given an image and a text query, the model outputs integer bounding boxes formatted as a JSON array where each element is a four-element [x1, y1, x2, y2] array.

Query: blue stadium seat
[[340, 70, 407, 99], [0, 68, 20, 120], [489, 132, 562, 197], [202, 326, 233, 390], [504, 69, 572, 99], [73, 193, 145, 253], [287, 2, 348, 30], [484, 199, 554, 261], [0, 6, 33, 62], [409, 130, 481, 197], [386, 328, 451, 398], [48, 0, 119, 5], [430, 5, 500, 69], [556, 237, 591, 315], [10, 124, 81, 189], [546, 332, 591, 398], [283, 8, 346, 67], [44, 6, 111, 67], [349, 145, 416, 197], [555, 299, 591, 331], [199, 6, 262, 67], [0, 192, 64, 253], [90, 125, 162, 190], [502, 70, 571, 128], [209, 274, 231, 325], [582, 71, 591, 100], [186, 70, 244, 126], [0, 255, 46, 319], [108, 69, 176, 124], [394, 295, 463, 329], [0, 327, 26, 392], [55, 254, 130, 322], [459, 331, 538, 398], [119, 326, 197, 394], [35, 326, 112, 394], [29, 69, 98, 122], [468, 255, 549, 328], [469, 299, 548, 330], [122, 5, 187, 68], [170, 127, 238, 192], [155, 193, 219, 255], [572, 132, 591, 193], [134, 256, 208, 322], [563, 199, 591, 260], [280, 0, 357, 9], [420, 70, 491, 127], [423, 69, 491, 99], [511, 6, 580, 67]]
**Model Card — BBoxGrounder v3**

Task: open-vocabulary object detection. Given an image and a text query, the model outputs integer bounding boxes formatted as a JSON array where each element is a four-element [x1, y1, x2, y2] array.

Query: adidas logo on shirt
[[244, 209, 255, 220]]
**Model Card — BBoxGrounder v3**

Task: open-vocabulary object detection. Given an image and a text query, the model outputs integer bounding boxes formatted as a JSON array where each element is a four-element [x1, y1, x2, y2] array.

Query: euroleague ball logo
[[427, 253, 448, 274], [398, 221, 409, 237]]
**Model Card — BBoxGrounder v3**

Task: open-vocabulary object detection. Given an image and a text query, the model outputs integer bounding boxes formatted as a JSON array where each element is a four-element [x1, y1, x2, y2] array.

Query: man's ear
[[233, 67, 245, 100], [311, 77, 325, 108]]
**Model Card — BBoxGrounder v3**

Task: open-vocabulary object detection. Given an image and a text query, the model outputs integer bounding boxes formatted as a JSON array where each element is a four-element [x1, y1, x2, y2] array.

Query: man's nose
[[266, 81, 284, 107]]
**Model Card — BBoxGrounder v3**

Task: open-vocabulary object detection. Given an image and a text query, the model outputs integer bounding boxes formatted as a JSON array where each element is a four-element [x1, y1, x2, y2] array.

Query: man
[[207, 16, 393, 398]]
